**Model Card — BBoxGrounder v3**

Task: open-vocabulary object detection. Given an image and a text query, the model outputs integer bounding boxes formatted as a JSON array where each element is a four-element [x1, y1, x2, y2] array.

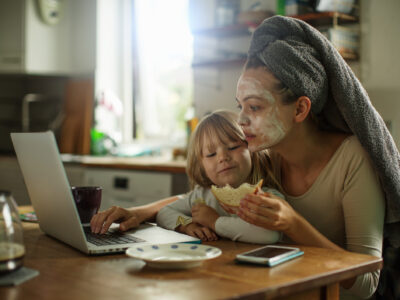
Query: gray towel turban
[[248, 16, 400, 224]]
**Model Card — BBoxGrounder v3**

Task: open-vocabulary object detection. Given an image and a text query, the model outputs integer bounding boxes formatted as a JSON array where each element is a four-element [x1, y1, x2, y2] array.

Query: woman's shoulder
[[337, 134, 368, 157], [331, 134, 373, 172]]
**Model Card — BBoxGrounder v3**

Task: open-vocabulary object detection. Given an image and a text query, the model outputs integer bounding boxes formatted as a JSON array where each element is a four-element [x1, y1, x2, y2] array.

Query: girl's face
[[201, 132, 252, 188], [236, 68, 296, 152]]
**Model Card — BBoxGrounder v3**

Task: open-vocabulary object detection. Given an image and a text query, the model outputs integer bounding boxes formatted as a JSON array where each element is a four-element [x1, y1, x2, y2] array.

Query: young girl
[[156, 109, 283, 243]]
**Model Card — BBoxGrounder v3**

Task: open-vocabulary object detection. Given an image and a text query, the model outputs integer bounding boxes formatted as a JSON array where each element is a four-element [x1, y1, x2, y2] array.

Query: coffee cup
[[71, 186, 102, 224]]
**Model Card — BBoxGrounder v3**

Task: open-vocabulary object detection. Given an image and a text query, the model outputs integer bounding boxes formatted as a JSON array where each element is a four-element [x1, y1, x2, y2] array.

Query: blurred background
[[0, 0, 399, 206]]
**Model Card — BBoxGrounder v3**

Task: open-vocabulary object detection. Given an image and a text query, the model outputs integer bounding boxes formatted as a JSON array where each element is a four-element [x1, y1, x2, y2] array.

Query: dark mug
[[71, 186, 102, 224]]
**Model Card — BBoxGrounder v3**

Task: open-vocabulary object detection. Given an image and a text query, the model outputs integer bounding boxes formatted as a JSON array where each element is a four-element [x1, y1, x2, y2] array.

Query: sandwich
[[211, 179, 263, 208]]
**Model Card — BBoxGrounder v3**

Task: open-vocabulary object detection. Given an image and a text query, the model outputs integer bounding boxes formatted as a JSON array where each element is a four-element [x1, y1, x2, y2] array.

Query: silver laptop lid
[[11, 131, 89, 253]]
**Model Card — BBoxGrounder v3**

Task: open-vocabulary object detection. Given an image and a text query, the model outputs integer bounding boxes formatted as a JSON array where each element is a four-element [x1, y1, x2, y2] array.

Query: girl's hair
[[186, 109, 281, 191]]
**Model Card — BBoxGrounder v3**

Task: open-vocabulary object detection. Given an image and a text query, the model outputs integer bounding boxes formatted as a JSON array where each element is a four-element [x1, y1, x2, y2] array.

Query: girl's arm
[[156, 192, 218, 241], [214, 216, 281, 244], [190, 203, 280, 244], [156, 196, 192, 230]]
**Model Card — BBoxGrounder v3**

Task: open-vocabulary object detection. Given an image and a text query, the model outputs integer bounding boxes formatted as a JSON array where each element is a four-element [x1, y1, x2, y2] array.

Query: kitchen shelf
[[338, 50, 358, 61], [192, 58, 246, 68], [292, 11, 358, 26], [191, 12, 359, 68], [191, 24, 251, 38], [191, 12, 357, 38]]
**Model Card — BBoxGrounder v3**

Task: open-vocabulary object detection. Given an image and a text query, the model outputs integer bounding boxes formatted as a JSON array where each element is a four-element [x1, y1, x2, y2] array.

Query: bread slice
[[211, 179, 263, 207]]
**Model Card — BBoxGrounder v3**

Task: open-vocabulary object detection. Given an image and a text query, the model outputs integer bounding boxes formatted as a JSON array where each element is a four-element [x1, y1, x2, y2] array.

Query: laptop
[[11, 131, 200, 255]]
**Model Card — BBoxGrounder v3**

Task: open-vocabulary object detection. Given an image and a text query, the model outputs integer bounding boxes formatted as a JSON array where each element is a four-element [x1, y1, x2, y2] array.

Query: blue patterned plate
[[126, 243, 222, 269]]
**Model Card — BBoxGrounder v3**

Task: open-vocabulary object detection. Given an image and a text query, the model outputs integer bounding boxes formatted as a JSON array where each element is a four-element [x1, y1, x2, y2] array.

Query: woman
[[91, 16, 399, 300], [233, 16, 399, 300]]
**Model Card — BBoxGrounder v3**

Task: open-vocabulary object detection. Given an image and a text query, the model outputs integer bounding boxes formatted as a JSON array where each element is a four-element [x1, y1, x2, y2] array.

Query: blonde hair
[[186, 109, 281, 191]]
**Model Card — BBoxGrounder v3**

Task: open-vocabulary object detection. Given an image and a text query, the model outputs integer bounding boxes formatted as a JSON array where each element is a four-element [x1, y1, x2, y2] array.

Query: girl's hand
[[179, 223, 218, 241], [90, 206, 144, 234], [191, 204, 220, 230], [237, 192, 297, 234]]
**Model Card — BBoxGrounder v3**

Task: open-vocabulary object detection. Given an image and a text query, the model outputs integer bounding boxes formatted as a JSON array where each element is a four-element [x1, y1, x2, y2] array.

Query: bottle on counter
[[0, 191, 25, 274]]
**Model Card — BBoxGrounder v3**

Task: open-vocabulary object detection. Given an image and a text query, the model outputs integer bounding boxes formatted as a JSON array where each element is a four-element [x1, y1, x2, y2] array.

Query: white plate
[[125, 243, 222, 269]]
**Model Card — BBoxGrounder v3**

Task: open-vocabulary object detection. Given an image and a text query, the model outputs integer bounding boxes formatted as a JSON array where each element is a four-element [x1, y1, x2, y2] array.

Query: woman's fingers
[[241, 200, 278, 221], [239, 193, 294, 232], [100, 208, 127, 234], [242, 193, 280, 210], [238, 206, 276, 229], [220, 203, 238, 214], [90, 206, 115, 233], [90, 206, 131, 234], [119, 215, 140, 231]]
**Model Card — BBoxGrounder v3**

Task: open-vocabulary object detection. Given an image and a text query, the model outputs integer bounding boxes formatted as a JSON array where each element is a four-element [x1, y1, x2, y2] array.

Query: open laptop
[[11, 131, 200, 255]]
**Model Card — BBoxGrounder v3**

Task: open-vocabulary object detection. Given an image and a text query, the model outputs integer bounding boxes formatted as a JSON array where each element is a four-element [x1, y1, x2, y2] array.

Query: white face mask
[[236, 76, 288, 151]]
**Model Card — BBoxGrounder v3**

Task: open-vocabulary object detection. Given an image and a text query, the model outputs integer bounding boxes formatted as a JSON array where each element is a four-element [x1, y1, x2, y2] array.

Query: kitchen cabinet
[[0, 156, 30, 205], [0, 155, 189, 208], [0, 0, 96, 74], [0, 156, 87, 205], [84, 168, 175, 211]]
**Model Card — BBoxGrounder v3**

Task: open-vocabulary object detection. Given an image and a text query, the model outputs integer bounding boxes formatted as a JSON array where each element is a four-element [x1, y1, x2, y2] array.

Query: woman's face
[[236, 67, 296, 152]]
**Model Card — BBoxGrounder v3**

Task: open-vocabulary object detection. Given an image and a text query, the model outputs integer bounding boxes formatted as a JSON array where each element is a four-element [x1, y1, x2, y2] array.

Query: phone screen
[[242, 247, 293, 259]]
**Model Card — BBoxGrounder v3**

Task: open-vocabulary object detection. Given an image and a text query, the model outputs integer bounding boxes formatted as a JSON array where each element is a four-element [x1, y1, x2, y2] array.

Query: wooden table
[[0, 222, 382, 300]]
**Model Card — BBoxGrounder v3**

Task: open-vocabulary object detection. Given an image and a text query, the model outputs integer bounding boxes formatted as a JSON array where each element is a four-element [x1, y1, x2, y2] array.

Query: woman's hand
[[178, 223, 218, 241], [219, 202, 239, 214], [90, 206, 144, 234], [191, 204, 220, 231], [237, 192, 297, 234], [219, 188, 264, 214]]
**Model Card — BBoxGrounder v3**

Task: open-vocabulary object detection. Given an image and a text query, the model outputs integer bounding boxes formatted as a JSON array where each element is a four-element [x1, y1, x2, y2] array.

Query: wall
[[360, 0, 400, 149], [192, 1, 400, 148], [0, 0, 96, 75]]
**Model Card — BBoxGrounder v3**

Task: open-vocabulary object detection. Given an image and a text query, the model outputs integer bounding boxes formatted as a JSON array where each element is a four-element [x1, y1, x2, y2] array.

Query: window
[[94, 0, 193, 153]]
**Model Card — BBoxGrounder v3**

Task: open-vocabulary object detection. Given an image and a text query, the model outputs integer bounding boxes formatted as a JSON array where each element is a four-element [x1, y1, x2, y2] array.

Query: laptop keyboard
[[83, 227, 145, 246]]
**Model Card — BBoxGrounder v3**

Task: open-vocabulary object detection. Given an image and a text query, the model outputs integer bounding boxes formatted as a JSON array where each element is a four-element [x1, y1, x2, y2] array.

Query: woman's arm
[[237, 192, 343, 249], [238, 193, 355, 287], [238, 151, 385, 297], [90, 196, 179, 234]]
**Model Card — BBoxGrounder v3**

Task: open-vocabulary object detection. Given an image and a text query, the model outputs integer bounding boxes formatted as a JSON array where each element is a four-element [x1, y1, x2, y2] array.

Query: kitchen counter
[[0, 154, 189, 206], [60, 154, 187, 173]]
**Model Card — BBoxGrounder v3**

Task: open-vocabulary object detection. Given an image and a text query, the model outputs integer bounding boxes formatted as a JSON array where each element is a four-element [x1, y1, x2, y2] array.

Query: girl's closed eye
[[205, 152, 216, 158], [228, 145, 241, 151], [250, 105, 260, 112]]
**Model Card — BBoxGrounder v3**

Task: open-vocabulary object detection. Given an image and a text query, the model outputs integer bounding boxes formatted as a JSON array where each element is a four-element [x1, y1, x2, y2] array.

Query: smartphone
[[236, 245, 304, 267]]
